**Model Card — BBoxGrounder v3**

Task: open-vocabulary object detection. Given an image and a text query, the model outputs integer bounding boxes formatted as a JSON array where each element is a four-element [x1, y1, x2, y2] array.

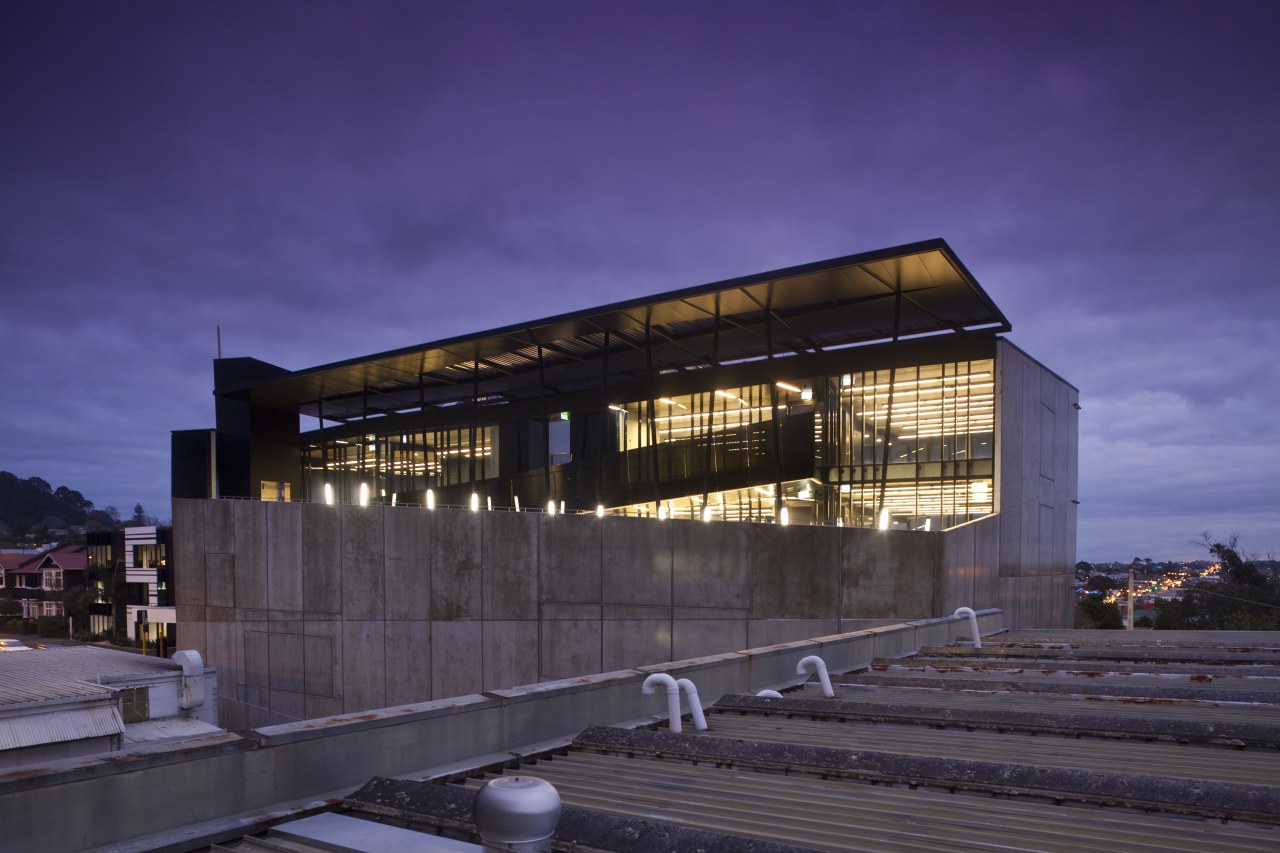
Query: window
[[42, 601, 62, 617], [121, 686, 149, 723], [43, 570, 63, 591], [260, 480, 291, 501]]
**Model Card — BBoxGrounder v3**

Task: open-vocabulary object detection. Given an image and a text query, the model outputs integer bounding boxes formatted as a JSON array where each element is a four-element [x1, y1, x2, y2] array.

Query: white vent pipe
[[172, 650, 205, 710], [675, 678, 708, 731], [473, 776, 561, 852], [642, 673, 682, 734], [797, 655, 834, 698], [953, 606, 982, 649], [756, 689, 784, 699]]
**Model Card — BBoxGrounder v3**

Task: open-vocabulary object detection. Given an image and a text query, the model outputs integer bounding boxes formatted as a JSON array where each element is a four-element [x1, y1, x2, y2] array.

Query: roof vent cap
[[473, 776, 561, 852]]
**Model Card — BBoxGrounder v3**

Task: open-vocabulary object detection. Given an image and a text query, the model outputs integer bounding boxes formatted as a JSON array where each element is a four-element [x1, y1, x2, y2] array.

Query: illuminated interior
[[299, 359, 994, 531], [193, 240, 1020, 532], [609, 359, 994, 529]]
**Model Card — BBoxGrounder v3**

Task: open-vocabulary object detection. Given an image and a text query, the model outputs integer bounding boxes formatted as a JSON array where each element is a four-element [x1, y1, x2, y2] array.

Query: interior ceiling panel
[[234, 239, 1009, 416]]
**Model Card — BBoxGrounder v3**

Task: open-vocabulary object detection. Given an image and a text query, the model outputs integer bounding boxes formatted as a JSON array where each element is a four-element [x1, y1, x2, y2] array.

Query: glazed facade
[[176, 239, 1075, 541]]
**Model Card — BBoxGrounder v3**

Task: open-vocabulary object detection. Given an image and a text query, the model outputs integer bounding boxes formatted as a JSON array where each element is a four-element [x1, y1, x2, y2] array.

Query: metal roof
[[320, 630, 1280, 853], [0, 646, 180, 707], [0, 705, 123, 751], [218, 239, 1011, 422]]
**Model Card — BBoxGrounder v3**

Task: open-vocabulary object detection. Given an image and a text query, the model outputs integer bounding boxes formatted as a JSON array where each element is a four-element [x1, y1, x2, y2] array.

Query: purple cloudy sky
[[2, 1, 1277, 561]]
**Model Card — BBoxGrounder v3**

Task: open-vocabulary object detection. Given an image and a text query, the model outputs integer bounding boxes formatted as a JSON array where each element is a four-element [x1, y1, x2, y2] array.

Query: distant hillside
[[0, 471, 96, 538]]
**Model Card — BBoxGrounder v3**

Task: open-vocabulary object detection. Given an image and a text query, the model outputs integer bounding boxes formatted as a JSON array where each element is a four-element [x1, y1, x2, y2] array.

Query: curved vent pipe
[[642, 673, 682, 734], [675, 678, 708, 731], [796, 655, 834, 698], [953, 606, 982, 649]]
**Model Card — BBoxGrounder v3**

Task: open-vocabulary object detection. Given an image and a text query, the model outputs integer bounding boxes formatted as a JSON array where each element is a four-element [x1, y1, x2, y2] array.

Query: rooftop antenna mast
[[217, 325, 222, 359]]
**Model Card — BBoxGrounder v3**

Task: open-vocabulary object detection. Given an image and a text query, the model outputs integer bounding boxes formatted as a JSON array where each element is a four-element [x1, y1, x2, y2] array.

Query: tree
[[0, 471, 97, 538], [1156, 536, 1280, 630], [1075, 595, 1123, 629], [1085, 575, 1114, 593], [0, 597, 21, 619], [1203, 535, 1265, 586], [131, 503, 148, 525]]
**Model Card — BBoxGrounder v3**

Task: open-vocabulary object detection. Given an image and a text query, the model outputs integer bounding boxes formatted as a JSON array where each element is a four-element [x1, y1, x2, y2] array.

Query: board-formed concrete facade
[[172, 242, 1078, 729], [176, 397, 1075, 735]]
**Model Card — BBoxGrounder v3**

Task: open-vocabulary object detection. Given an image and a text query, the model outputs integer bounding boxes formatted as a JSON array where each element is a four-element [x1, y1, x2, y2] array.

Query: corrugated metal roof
[[209, 630, 1280, 853], [0, 704, 122, 750], [332, 629, 1280, 852], [0, 646, 179, 706]]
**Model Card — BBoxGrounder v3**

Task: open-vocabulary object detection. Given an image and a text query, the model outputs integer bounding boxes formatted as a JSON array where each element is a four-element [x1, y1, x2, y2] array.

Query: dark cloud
[[1, 0, 1276, 556]]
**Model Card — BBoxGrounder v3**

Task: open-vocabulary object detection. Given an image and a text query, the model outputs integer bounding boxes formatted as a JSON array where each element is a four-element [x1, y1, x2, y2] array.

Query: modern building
[[177, 239, 1074, 533], [171, 239, 1079, 730], [86, 525, 176, 648]]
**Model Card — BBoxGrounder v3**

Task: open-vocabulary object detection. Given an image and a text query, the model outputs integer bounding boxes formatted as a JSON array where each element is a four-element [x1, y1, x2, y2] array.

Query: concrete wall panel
[[384, 620, 432, 706], [672, 617, 746, 661], [482, 511, 539, 620], [268, 631, 306, 695], [341, 620, 386, 713], [431, 620, 482, 698], [301, 504, 342, 615], [269, 688, 306, 724], [305, 695, 344, 720], [602, 618, 672, 671], [430, 509, 482, 621], [747, 618, 838, 649], [997, 504, 1022, 579], [750, 524, 840, 620], [244, 630, 269, 690], [973, 515, 1001, 609], [539, 514, 601, 605], [601, 516, 672, 606], [205, 552, 236, 609], [206, 618, 244, 726], [234, 500, 268, 609], [672, 519, 751, 610], [266, 502, 303, 612], [174, 499, 206, 607], [384, 508, 429, 620], [303, 632, 335, 698], [341, 506, 386, 621], [204, 499, 235, 554], [840, 529, 935, 620], [482, 620, 538, 691], [939, 521, 975, 613], [540, 618, 601, 680]]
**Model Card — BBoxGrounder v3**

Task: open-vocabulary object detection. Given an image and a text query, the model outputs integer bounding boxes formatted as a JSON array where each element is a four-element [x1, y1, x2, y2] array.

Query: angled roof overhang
[[216, 239, 1010, 423]]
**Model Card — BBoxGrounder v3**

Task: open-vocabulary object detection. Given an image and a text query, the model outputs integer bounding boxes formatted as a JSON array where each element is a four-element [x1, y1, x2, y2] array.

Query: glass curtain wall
[[613, 381, 792, 521], [302, 425, 495, 504], [612, 358, 994, 529], [820, 359, 994, 530], [295, 358, 994, 530]]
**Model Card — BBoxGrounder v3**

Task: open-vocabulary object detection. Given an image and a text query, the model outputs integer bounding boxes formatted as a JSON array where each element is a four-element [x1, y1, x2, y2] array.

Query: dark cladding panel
[[172, 429, 216, 499], [214, 357, 300, 499]]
